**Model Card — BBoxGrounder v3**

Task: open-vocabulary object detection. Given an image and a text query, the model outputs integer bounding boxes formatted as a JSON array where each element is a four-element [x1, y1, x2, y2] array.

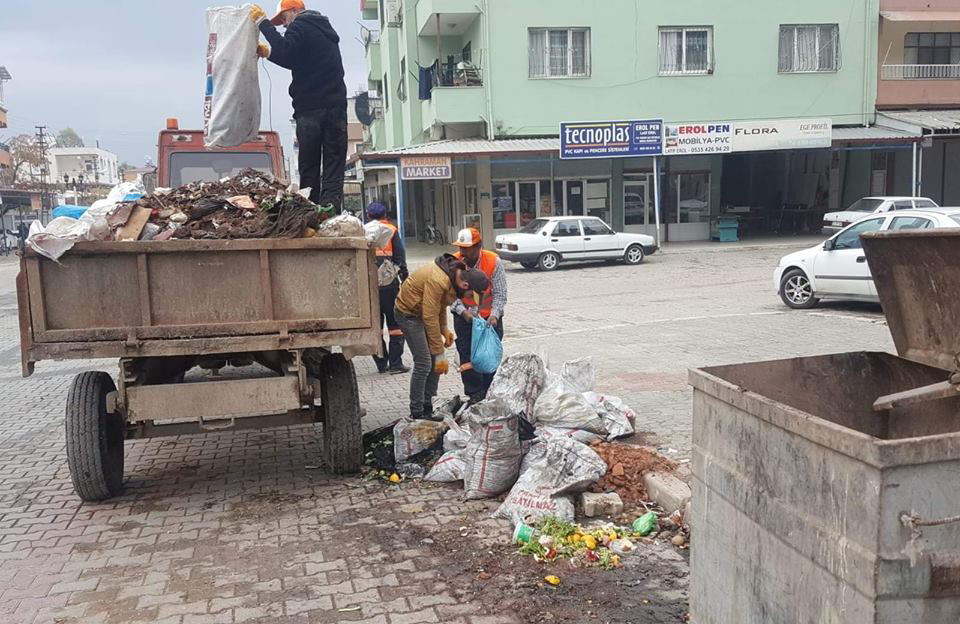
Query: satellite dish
[[355, 93, 374, 126]]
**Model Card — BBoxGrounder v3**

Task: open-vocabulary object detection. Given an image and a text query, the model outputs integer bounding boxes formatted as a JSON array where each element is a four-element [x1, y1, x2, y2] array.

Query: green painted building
[[357, 0, 923, 243]]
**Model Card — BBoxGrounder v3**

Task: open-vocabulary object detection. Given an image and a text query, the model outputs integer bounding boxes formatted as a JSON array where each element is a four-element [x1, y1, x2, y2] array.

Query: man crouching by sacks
[[395, 255, 489, 421]]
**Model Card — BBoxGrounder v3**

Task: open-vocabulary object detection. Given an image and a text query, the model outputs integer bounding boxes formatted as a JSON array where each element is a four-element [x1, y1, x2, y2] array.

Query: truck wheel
[[319, 354, 363, 474], [65, 372, 124, 502]]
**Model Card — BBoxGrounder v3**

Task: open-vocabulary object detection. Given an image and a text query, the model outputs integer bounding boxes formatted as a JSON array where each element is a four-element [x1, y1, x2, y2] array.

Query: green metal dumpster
[[689, 229, 960, 623]]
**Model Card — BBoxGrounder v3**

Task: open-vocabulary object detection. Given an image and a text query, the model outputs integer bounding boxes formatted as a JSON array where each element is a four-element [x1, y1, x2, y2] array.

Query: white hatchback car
[[495, 217, 657, 271], [776, 208, 960, 309], [822, 196, 938, 235]]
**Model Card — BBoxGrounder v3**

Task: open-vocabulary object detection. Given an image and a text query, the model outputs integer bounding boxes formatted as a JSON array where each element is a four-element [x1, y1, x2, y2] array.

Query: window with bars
[[398, 58, 407, 101], [658, 27, 713, 75], [905, 33, 960, 65], [528, 28, 591, 78], [779, 24, 839, 73]]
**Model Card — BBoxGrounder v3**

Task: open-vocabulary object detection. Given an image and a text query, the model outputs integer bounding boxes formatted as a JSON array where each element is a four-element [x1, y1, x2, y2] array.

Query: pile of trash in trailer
[[25, 169, 389, 261]]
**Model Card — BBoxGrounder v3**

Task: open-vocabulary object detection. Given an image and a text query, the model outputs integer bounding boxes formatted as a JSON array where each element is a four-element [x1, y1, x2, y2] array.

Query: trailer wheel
[[319, 354, 363, 474], [65, 372, 124, 502]]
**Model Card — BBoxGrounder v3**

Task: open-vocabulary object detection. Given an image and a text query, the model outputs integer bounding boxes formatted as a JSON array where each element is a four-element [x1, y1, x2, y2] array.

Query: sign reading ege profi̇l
[[401, 156, 452, 180], [560, 120, 663, 160]]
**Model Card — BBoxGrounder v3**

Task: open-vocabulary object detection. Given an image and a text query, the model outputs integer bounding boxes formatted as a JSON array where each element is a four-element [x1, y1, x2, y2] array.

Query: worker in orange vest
[[451, 227, 508, 404], [368, 203, 409, 374]]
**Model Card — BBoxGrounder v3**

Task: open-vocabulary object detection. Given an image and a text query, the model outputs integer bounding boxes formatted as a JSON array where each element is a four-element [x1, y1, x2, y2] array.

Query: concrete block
[[580, 492, 624, 517], [643, 472, 691, 515]]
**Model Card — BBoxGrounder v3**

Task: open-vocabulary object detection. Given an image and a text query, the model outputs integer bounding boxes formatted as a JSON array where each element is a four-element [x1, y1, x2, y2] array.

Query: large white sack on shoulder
[[585, 392, 635, 440], [487, 353, 547, 420], [424, 450, 465, 482], [364, 221, 394, 247], [393, 418, 447, 463], [493, 436, 607, 525], [462, 399, 522, 500], [533, 379, 608, 435], [204, 5, 262, 148], [318, 214, 365, 238]]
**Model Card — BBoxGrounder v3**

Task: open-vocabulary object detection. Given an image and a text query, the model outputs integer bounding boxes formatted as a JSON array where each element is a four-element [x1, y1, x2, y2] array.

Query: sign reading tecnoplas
[[560, 120, 663, 159], [401, 156, 452, 180]]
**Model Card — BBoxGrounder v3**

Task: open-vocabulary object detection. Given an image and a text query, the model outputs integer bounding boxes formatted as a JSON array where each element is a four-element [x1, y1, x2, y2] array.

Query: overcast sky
[[0, 1, 369, 165]]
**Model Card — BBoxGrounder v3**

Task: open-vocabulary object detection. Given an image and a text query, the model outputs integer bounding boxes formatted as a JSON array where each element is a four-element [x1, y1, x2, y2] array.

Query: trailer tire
[[319, 354, 363, 474], [65, 372, 124, 502]]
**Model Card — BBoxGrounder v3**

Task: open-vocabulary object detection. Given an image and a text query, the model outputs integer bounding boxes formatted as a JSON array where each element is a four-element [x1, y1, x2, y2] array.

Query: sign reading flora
[[731, 119, 832, 152], [561, 120, 663, 159], [401, 156, 452, 180]]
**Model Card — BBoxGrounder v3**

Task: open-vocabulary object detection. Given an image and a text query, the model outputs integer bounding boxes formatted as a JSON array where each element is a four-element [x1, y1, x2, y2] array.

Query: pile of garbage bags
[[26, 169, 388, 261], [415, 354, 637, 526]]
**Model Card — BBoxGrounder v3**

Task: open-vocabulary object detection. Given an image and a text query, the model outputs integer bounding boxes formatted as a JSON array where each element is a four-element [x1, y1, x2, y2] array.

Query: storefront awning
[[362, 137, 560, 159], [363, 126, 921, 160], [881, 11, 960, 22], [831, 125, 922, 143], [877, 110, 960, 132]]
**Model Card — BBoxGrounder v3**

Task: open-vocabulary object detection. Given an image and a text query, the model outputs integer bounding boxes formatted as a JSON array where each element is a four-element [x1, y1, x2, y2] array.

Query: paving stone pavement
[[0, 241, 894, 623]]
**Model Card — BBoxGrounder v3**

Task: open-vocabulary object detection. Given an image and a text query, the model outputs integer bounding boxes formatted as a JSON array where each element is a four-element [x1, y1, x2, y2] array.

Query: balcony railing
[[881, 64, 960, 80], [430, 56, 482, 88]]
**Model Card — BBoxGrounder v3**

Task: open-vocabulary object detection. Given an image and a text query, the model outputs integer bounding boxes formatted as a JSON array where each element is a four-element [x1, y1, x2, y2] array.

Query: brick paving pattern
[[0, 242, 893, 623]]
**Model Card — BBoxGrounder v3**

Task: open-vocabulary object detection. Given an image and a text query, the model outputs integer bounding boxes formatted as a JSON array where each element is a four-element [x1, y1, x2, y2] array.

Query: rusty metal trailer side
[[17, 237, 382, 502], [19, 237, 382, 376]]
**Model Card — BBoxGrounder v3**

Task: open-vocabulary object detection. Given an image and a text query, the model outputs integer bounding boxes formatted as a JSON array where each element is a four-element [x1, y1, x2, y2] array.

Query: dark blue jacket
[[260, 11, 347, 115]]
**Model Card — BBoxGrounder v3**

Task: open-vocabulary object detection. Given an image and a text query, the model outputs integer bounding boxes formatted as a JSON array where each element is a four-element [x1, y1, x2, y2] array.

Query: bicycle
[[425, 222, 446, 245]]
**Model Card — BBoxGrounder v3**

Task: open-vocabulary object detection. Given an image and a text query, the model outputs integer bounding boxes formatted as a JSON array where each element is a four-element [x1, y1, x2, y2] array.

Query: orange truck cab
[[156, 119, 286, 188]]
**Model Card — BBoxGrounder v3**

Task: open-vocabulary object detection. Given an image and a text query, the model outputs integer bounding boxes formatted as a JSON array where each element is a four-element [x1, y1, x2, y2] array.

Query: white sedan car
[[776, 208, 960, 309], [822, 196, 938, 235], [495, 216, 657, 271]]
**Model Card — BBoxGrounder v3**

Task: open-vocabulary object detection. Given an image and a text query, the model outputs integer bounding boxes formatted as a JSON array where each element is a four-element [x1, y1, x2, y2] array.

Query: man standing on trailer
[[251, 1, 347, 215]]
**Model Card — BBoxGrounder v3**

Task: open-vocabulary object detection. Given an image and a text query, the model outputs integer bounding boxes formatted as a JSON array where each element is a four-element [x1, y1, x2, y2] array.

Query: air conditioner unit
[[385, 0, 402, 26]]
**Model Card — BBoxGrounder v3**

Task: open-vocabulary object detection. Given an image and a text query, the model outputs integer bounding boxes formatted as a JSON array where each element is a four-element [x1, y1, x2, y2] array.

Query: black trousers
[[454, 314, 504, 401], [374, 282, 405, 371], [295, 106, 348, 209]]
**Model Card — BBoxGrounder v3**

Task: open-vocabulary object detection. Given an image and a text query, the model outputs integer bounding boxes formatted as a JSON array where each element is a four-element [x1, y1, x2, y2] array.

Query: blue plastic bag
[[470, 317, 503, 375]]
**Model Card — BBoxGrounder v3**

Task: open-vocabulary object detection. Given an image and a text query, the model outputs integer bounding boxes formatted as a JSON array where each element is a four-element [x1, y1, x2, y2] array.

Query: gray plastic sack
[[205, 5, 262, 148], [493, 436, 607, 525], [585, 392, 636, 440], [462, 399, 522, 500], [424, 450, 465, 483]]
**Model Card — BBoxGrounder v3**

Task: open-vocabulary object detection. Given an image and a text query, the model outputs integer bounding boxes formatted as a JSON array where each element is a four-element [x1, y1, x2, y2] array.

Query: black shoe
[[389, 365, 411, 375]]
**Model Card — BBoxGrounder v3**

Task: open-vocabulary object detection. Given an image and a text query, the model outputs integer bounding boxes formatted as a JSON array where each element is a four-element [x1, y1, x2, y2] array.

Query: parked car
[[822, 196, 938, 235], [776, 208, 960, 309], [495, 216, 657, 271]]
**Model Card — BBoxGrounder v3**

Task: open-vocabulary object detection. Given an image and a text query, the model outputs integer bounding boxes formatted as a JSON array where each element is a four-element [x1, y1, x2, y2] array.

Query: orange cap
[[271, 0, 305, 25], [453, 228, 482, 248]]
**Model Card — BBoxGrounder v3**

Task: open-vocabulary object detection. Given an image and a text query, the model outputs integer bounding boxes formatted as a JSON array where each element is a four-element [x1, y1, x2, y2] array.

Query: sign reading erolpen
[[401, 156, 452, 180]]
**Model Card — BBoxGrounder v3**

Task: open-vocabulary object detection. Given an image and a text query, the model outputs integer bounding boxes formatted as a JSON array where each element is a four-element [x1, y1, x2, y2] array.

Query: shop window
[[663, 173, 711, 224], [539, 179, 555, 217], [779, 24, 839, 73], [518, 182, 538, 227], [492, 182, 516, 229], [585, 179, 610, 223]]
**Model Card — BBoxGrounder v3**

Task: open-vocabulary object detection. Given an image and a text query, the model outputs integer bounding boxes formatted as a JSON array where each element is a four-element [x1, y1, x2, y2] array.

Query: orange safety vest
[[375, 220, 397, 257], [455, 249, 497, 318]]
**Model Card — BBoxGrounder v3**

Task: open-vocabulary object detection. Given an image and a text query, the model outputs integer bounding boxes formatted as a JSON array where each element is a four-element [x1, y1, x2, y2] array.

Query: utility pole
[[35, 126, 50, 220]]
